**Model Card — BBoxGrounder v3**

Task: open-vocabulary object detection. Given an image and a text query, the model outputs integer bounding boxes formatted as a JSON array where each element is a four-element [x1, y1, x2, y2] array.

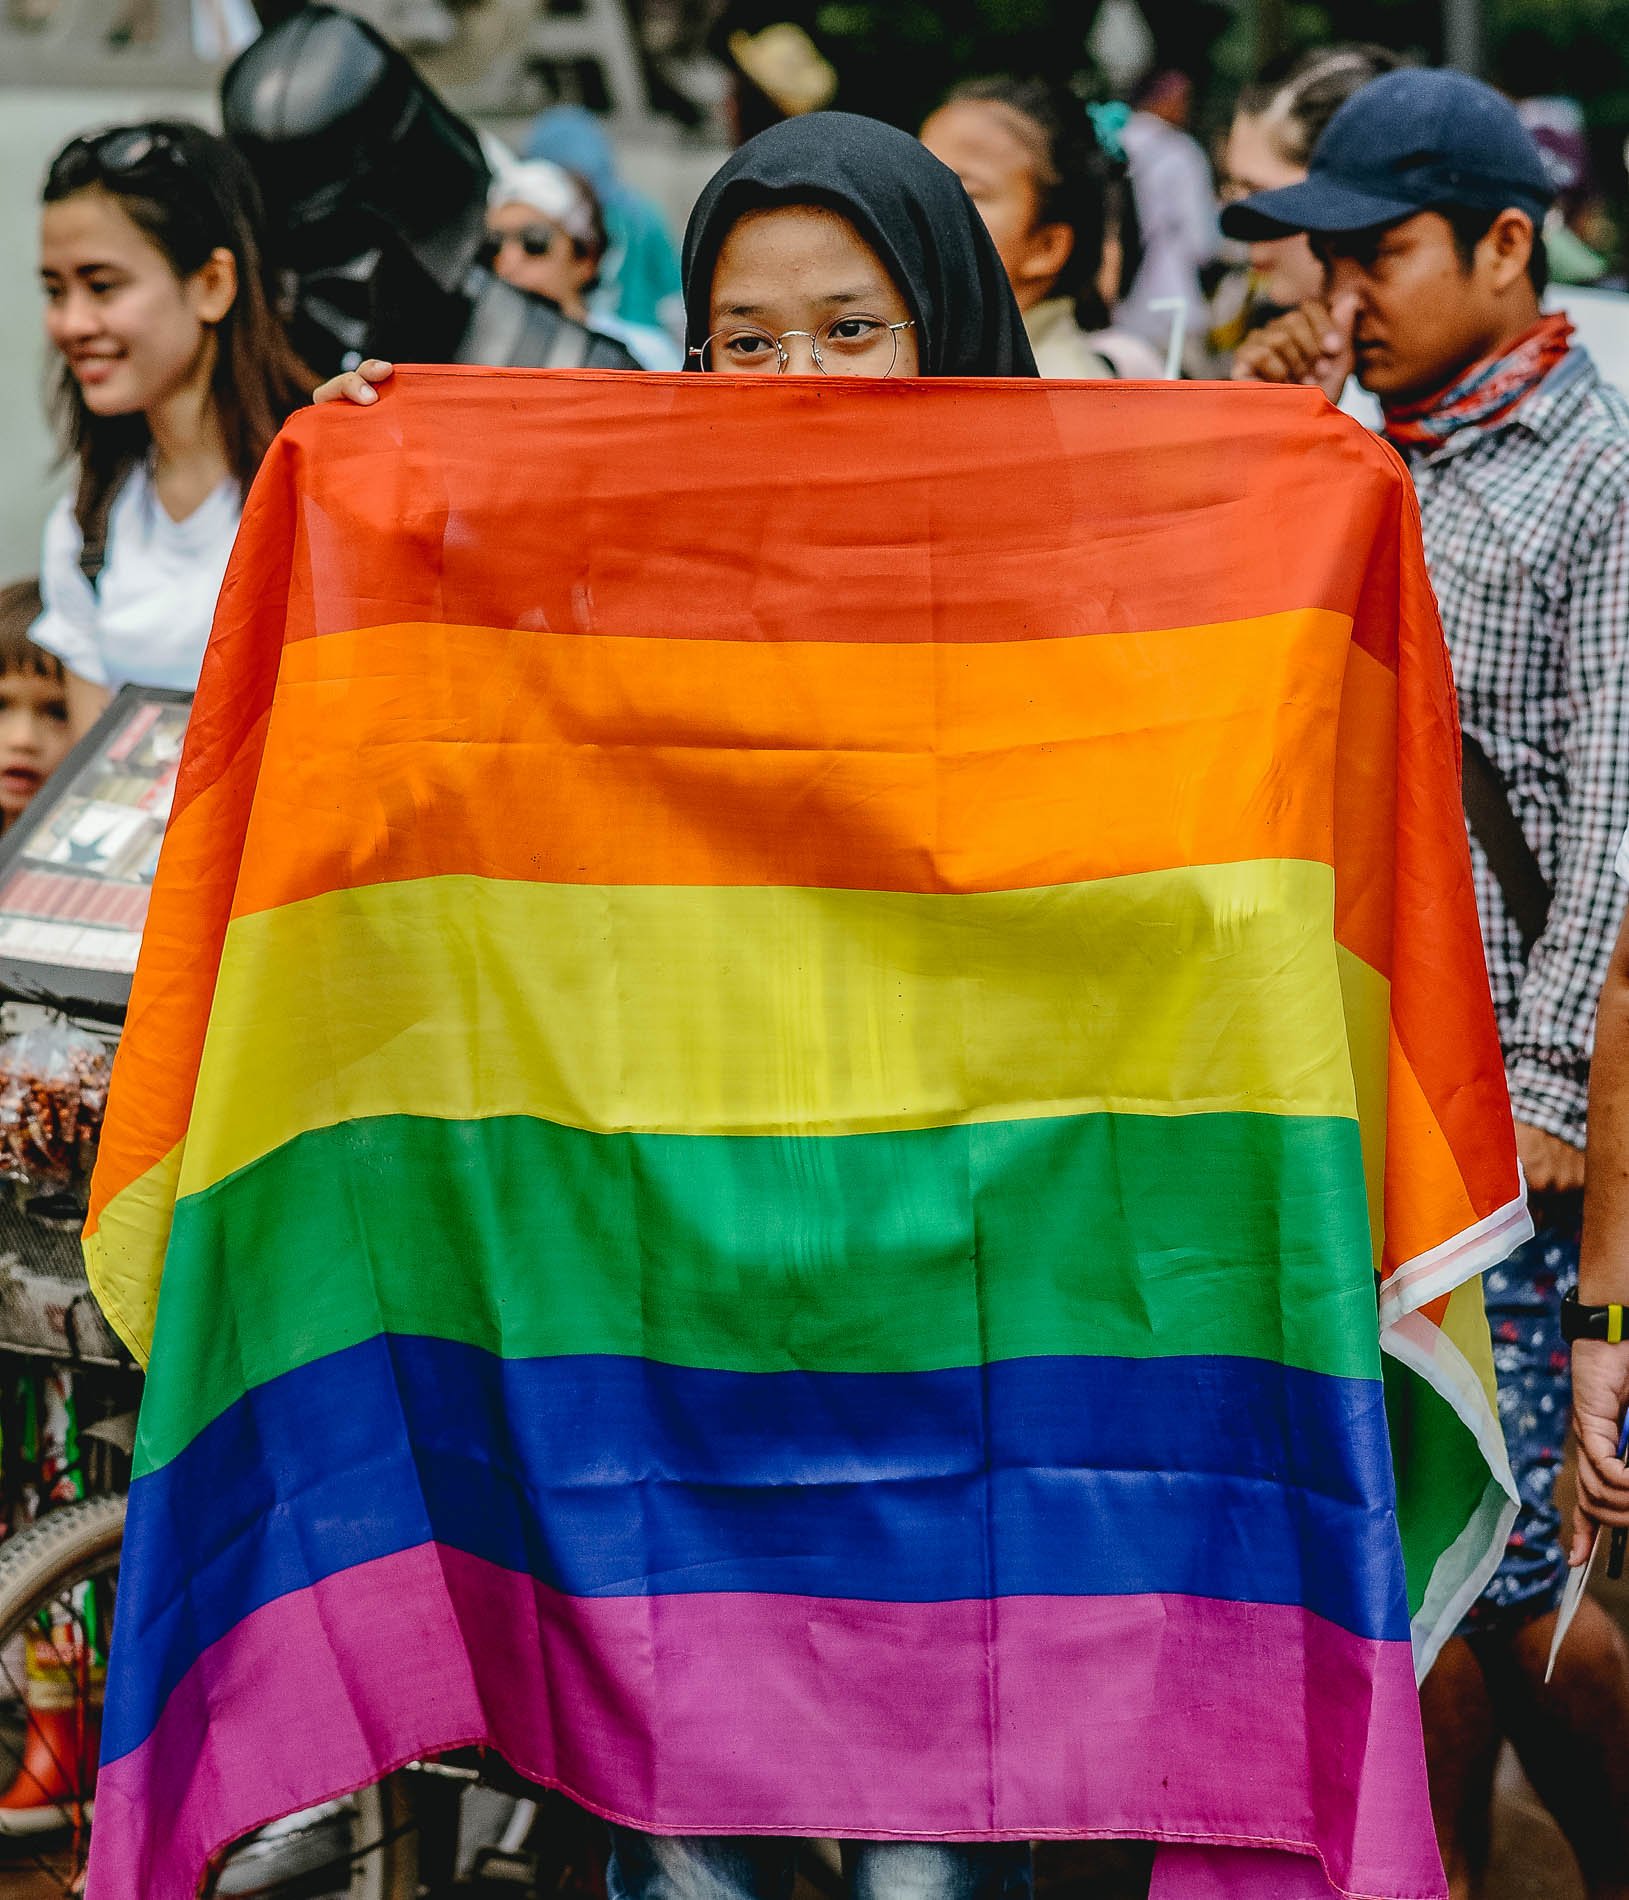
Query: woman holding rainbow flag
[[92, 107, 1526, 1900]]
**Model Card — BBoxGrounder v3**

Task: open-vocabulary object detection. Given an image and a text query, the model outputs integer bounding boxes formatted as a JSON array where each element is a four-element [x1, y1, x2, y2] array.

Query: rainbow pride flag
[[85, 371, 1525, 1900]]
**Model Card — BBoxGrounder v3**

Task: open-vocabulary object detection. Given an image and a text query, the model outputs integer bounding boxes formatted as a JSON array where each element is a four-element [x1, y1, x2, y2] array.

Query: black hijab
[[681, 112, 1038, 378]]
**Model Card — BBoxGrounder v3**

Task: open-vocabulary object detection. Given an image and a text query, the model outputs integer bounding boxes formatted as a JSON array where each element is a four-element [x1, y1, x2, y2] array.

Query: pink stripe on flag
[[1151, 1843, 1445, 1900], [86, 1546, 1440, 1900]]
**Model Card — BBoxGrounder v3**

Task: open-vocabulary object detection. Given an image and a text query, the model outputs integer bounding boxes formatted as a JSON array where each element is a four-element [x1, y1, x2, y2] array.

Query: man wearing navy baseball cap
[[1228, 65, 1629, 1900], [1224, 65, 1555, 402]]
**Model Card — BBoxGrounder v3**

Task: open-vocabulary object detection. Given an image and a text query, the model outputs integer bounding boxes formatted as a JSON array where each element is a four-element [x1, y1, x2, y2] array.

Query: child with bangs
[[0, 582, 71, 832]]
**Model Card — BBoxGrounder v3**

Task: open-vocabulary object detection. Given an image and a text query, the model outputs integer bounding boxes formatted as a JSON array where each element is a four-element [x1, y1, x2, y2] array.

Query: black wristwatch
[[1560, 1288, 1627, 1344]]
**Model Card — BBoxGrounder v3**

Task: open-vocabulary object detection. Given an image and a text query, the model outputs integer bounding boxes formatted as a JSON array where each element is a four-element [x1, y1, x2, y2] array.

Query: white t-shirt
[[31, 464, 241, 693]]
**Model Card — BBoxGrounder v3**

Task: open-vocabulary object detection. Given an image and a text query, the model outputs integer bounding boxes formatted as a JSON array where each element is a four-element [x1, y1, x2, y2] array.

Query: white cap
[[487, 157, 597, 249]]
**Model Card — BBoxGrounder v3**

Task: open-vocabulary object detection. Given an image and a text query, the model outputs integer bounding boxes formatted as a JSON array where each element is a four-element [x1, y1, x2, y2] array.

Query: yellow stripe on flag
[[175, 859, 1358, 1199]]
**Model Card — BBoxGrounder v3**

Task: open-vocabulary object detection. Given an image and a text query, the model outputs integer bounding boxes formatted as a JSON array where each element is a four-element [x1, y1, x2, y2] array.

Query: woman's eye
[[726, 335, 773, 358], [827, 318, 884, 343], [44, 701, 68, 725]]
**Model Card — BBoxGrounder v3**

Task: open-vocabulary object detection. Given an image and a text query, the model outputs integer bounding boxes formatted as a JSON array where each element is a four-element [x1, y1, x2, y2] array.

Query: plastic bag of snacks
[[0, 1021, 112, 1196]]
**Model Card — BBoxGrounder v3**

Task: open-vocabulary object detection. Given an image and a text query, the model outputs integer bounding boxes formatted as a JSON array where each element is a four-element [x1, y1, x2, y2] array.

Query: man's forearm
[[1581, 907, 1629, 1304]]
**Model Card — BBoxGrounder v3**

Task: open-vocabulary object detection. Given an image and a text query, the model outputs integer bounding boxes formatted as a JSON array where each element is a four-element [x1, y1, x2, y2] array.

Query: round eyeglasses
[[689, 315, 916, 377]]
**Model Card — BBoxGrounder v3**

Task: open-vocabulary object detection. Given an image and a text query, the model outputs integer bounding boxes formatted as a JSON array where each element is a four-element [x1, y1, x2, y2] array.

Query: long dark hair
[[943, 76, 1142, 334], [1235, 45, 1403, 170], [42, 121, 312, 579]]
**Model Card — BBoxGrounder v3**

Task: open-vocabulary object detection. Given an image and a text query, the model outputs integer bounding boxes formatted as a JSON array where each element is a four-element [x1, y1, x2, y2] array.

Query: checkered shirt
[[1398, 344, 1629, 1149]]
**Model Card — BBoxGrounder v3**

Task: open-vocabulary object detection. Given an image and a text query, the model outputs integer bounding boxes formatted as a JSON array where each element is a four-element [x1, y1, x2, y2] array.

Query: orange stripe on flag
[[228, 610, 1364, 917], [1384, 509, 1520, 1234], [1333, 644, 1398, 980], [1382, 1026, 1480, 1279]]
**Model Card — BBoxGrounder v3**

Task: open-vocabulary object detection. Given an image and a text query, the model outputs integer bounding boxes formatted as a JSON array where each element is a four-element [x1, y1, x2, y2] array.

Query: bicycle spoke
[[0, 1567, 108, 1874], [0, 1502, 424, 1900], [4, 1592, 97, 1820], [0, 1798, 92, 1899]]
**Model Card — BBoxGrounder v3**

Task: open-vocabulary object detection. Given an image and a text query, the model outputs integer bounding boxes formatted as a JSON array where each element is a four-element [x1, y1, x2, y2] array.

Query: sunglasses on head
[[53, 125, 189, 186]]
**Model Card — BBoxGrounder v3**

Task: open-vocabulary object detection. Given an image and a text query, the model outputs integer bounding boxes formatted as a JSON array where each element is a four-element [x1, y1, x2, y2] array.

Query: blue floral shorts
[[1456, 1221, 1578, 1638]]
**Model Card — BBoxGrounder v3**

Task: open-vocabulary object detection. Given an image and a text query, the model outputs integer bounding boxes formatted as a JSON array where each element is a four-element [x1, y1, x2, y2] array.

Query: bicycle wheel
[[0, 1494, 420, 1899]]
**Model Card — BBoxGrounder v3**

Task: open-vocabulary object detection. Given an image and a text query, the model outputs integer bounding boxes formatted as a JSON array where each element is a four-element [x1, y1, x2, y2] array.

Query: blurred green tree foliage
[[1488, 0, 1629, 129], [813, 0, 1088, 123], [1215, 0, 1629, 123], [813, 0, 1629, 132], [812, 0, 1226, 125]]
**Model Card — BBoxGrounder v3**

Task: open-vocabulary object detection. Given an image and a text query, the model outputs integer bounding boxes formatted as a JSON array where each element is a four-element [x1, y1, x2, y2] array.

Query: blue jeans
[[606, 1830, 1033, 1900]]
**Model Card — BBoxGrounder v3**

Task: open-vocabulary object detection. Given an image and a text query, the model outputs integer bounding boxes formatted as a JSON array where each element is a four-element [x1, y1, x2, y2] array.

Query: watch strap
[[1562, 1289, 1627, 1343]]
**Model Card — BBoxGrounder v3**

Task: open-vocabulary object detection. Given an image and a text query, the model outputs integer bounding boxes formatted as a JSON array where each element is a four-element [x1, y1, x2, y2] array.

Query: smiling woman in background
[[34, 121, 311, 735]]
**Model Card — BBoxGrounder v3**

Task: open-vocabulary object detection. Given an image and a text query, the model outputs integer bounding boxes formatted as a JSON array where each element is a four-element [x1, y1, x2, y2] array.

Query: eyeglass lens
[[701, 316, 903, 377]]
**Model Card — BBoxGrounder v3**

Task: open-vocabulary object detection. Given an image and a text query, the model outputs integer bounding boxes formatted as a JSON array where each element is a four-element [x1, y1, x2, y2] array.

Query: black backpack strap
[[1461, 728, 1553, 957], [74, 473, 116, 594]]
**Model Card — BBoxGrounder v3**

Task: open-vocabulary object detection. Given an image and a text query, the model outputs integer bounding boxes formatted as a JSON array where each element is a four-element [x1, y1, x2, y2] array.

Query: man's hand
[[313, 359, 395, 406], [1515, 1119, 1587, 1194], [1570, 1338, 1629, 1562], [1230, 294, 1356, 404]]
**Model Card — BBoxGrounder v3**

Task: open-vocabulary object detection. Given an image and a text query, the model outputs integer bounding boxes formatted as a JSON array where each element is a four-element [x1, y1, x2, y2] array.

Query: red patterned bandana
[[1381, 312, 1575, 451]]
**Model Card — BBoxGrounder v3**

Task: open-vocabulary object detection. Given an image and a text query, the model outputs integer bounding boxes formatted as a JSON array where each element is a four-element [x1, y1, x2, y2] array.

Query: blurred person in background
[[705, 1, 839, 146], [1226, 68, 1629, 1900], [525, 105, 685, 345], [34, 122, 311, 735], [1517, 95, 1613, 288], [1118, 69, 1219, 371], [0, 584, 71, 831], [485, 159, 681, 370], [222, 6, 640, 380], [1218, 45, 1403, 325], [921, 77, 1163, 379]]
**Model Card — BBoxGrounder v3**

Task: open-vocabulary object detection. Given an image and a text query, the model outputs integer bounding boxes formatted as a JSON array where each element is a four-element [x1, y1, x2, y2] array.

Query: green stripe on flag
[[138, 1108, 1382, 1476], [1383, 1348, 1500, 1618]]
